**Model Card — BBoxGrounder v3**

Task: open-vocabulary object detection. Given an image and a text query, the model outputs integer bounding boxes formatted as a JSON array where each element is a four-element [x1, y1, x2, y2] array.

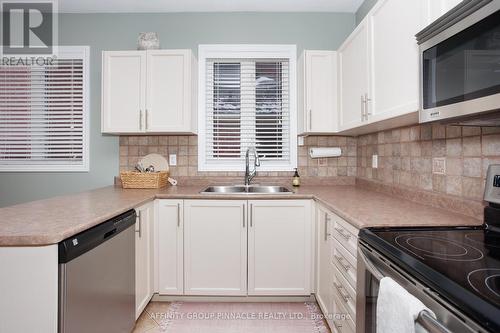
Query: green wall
[[0, 12, 355, 207]]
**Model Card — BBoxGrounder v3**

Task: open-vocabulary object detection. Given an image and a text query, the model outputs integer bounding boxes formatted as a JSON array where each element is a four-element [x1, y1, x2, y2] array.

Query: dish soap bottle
[[292, 168, 301, 187]]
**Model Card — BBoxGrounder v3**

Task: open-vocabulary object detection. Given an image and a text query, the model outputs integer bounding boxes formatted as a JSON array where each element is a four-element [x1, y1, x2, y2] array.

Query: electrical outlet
[[169, 154, 177, 166], [432, 157, 446, 175], [298, 136, 305, 146], [372, 154, 378, 169]]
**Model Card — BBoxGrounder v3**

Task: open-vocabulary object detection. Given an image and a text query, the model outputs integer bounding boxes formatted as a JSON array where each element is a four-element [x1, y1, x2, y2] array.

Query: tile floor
[[133, 302, 169, 333], [132, 302, 331, 333]]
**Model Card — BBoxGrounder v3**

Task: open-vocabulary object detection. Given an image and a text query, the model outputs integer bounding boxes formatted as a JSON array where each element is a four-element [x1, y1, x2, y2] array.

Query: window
[[198, 45, 297, 171], [0, 46, 89, 172]]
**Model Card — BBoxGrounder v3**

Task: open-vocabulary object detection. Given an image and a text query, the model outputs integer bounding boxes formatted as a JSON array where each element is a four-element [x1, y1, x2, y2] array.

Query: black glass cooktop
[[360, 226, 500, 332]]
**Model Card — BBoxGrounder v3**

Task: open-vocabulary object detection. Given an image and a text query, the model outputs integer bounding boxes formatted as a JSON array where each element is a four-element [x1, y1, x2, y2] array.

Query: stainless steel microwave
[[417, 0, 500, 124]]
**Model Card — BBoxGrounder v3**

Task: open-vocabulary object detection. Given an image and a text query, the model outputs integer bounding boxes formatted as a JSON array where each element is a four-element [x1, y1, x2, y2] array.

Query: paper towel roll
[[309, 147, 342, 158]]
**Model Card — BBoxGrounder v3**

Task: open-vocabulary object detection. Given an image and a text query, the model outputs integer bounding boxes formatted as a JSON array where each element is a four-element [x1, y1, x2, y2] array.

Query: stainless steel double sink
[[200, 185, 293, 194]]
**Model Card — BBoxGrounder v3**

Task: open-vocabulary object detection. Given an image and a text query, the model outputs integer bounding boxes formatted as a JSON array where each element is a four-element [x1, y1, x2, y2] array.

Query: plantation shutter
[[205, 58, 290, 164], [0, 47, 88, 171]]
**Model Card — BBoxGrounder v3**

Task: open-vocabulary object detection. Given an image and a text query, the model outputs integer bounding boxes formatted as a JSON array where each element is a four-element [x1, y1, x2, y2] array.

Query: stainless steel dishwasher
[[58, 209, 136, 333]]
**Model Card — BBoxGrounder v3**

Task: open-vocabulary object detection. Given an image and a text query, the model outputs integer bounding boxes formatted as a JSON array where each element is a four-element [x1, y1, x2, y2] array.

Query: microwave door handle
[[358, 246, 385, 281], [417, 310, 453, 333]]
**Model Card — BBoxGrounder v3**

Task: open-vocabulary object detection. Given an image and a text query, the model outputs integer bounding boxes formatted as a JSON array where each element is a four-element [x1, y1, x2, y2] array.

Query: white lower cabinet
[[316, 205, 333, 315], [316, 204, 358, 333], [157, 199, 183, 295], [183, 200, 247, 295], [135, 202, 154, 319], [248, 200, 312, 295]]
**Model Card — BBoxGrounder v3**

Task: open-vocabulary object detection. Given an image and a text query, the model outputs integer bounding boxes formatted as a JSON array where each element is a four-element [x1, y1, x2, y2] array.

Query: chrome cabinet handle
[[324, 213, 331, 241], [136, 210, 142, 238], [364, 93, 372, 117], [335, 227, 351, 240], [177, 203, 180, 227], [360, 95, 365, 121], [334, 254, 350, 272], [308, 109, 312, 130], [334, 282, 351, 303], [139, 110, 143, 130], [250, 204, 253, 227], [145, 109, 149, 130], [243, 204, 246, 228]]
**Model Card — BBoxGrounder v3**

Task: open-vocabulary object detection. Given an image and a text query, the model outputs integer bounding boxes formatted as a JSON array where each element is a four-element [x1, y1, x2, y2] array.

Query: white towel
[[376, 277, 435, 333]]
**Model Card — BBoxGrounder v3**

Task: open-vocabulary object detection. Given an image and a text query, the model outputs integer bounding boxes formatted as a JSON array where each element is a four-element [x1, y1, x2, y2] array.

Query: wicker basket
[[120, 171, 169, 189]]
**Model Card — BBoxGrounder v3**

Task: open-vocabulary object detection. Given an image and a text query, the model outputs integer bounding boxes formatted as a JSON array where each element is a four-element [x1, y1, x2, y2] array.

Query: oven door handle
[[358, 245, 385, 280], [358, 245, 453, 333], [417, 310, 453, 333]]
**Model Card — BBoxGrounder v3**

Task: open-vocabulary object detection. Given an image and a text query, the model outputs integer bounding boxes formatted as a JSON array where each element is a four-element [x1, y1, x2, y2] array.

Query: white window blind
[[0, 46, 89, 172]]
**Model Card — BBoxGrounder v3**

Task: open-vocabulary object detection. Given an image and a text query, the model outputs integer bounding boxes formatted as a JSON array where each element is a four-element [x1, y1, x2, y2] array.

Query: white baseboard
[[151, 294, 317, 303]]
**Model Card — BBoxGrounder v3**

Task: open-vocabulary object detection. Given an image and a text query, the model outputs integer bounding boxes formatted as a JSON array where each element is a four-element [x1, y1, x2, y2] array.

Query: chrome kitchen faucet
[[244, 147, 260, 186]]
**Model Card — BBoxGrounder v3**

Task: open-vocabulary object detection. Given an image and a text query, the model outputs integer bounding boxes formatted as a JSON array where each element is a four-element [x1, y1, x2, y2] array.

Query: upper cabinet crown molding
[[101, 49, 197, 135], [298, 50, 338, 135]]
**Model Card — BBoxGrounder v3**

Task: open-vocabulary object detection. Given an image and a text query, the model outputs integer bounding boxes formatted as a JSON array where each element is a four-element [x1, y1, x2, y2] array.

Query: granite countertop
[[0, 184, 482, 246]]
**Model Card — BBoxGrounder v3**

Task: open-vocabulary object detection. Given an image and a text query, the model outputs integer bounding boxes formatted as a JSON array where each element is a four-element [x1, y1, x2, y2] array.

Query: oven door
[[356, 241, 481, 333], [419, 1, 500, 123]]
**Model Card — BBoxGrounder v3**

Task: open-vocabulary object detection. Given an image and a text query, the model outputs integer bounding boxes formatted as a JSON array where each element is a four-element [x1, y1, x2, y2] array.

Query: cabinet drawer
[[331, 239, 357, 289], [332, 265, 356, 321], [331, 215, 358, 257], [330, 284, 355, 333]]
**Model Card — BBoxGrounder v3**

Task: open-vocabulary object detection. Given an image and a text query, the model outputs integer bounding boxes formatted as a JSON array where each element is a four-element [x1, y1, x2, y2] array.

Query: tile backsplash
[[356, 124, 500, 203], [119, 124, 500, 208], [119, 135, 357, 184]]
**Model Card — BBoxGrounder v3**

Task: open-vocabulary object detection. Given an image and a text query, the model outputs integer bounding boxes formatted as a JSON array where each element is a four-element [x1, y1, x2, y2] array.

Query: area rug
[[143, 302, 330, 333]]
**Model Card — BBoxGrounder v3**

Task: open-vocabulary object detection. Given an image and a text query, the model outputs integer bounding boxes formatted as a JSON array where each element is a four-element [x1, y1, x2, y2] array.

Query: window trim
[[0, 46, 90, 172], [198, 44, 297, 172]]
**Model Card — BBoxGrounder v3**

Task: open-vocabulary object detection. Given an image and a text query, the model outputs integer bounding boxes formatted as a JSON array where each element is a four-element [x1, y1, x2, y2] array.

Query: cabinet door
[[248, 200, 312, 295], [135, 201, 154, 319], [338, 21, 369, 130], [146, 50, 194, 133], [302, 51, 338, 133], [184, 200, 247, 295], [316, 205, 333, 320], [157, 199, 183, 295], [102, 51, 146, 133], [368, 0, 427, 122]]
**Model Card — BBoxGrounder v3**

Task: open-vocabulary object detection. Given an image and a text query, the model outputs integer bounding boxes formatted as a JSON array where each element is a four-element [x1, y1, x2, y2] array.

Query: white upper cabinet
[[247, 200, 312, 296], [367, 0, 428, 123], [102, 49, 196, 134], [102, 51, 146, 133], [298, 51, 338, 134], [146, 50, 196, 133], [337, 0, 442, 134], [338, 21, 370, 131]]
